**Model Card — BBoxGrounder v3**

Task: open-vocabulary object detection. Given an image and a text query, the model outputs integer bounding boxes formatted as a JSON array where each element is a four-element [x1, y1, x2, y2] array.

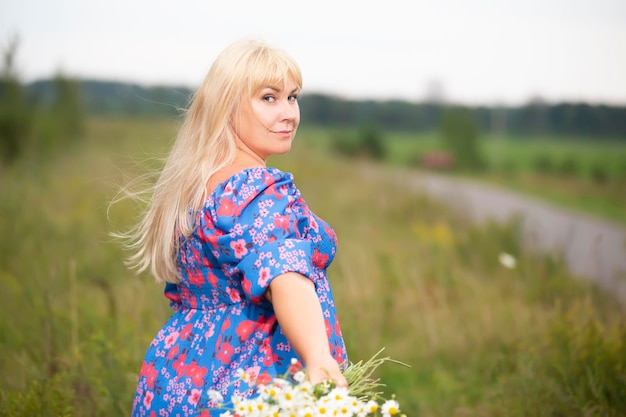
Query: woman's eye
[[263, 95, 276, 103], [288, 94, 299, 102]]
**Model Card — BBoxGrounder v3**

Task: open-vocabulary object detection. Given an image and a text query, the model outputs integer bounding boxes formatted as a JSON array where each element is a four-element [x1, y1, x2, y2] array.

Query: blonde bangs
[[244, 46, 303, 96]]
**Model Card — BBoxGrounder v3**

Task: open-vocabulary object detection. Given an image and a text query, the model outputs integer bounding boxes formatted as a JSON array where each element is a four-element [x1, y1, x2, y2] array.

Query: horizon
[[26, 76, 626, 108], [4, 0, 625, 107]]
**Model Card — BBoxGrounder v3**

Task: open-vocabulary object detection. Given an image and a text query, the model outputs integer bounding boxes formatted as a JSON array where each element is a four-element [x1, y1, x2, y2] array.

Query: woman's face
[[233, 77, 300, 162]]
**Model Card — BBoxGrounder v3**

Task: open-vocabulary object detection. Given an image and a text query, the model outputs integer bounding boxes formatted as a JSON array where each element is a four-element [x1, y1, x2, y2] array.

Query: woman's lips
[[273, 130, 293, 138]]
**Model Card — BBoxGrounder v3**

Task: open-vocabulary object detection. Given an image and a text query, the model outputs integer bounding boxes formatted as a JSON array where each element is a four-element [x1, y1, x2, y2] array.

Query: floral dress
[[132, 167, 347, 417]]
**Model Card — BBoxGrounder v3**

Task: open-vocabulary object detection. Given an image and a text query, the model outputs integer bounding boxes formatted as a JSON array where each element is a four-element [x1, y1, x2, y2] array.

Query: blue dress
[[132, 167, 347, 416]]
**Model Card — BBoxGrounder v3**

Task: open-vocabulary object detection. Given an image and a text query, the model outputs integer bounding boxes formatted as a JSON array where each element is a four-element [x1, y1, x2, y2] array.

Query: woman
[[123, 39, 348, 416]]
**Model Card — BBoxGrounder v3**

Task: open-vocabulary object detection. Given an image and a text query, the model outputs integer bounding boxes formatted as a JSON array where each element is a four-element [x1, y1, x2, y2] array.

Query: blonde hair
[[119, 39, 303, 283]]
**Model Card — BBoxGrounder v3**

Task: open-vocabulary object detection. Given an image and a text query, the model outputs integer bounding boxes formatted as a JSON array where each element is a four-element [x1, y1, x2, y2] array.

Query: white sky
[[1, 0, 625, 105]]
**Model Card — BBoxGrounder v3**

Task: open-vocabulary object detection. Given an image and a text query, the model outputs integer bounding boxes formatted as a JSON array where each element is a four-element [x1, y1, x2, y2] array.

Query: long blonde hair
[[119, 39, 303, 283]]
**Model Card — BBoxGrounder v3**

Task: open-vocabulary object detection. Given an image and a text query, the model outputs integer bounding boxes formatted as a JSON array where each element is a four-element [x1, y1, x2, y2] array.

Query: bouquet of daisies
[[208, 349, 407, 417]]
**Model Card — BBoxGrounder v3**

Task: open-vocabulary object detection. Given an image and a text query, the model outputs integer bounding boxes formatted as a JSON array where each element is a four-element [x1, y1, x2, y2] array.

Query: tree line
[[25, 81, 626, 139], [3, 71, 626, 165], [299, 94, 626, 139]]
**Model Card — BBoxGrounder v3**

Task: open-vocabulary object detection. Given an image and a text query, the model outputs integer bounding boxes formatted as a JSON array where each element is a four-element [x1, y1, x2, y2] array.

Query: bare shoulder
[[207, 167, 238, 195]]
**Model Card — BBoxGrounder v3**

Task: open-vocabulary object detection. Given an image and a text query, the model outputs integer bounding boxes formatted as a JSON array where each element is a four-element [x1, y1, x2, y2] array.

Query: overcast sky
[[1, 0, 625, 105]]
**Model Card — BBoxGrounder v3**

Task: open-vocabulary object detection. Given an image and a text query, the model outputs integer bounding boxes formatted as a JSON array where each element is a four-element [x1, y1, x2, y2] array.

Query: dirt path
[[367, 165, 626, 304]]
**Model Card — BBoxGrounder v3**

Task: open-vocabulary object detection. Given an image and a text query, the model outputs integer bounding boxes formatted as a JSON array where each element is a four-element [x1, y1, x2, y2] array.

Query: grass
[[1, 117, 625, 416]]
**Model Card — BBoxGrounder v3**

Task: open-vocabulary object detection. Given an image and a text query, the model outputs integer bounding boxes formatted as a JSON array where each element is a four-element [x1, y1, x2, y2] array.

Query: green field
[[1, 117, 625, 417]]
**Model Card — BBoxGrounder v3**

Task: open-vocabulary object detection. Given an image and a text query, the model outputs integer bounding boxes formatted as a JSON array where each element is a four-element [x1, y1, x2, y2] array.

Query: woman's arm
[[266, 272, 347, 387]]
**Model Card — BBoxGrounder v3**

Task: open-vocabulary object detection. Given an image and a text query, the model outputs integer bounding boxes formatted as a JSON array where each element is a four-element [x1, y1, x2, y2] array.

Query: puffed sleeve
[[205, 168, 316, 304]]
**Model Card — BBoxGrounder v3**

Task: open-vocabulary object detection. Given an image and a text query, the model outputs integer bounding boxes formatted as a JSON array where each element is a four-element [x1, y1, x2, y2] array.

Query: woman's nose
[[279, 100, 299, 121]]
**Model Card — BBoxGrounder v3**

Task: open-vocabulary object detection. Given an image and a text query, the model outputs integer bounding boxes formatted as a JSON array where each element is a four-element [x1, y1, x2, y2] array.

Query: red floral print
[[312, 249, 329, 270], [189, 389, 202, 405], [141, 361, 159, 389], [230, 239, 249, 258], [273, 215, 292, 231], [164, 331, 179, 349], [217, 197, 237, 217], [216, 341, 235, 364], [180, 324, 193, 340], [172, 354, 188, 376], [143, 390, 154, 409], [187, 361, 208, 387], [235, 320, 258, 342]]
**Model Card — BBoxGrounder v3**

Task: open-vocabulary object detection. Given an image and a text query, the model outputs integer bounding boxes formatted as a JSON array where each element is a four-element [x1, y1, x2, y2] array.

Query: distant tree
[[0, 36, 31, 164], [330, 129, 360, 157], [589, 162, 609, 184], [51, 72, 84, 137], [330, 123, 386, 160], [358, 123, 386, 160], [440, 106, 485, 171], [35, 71, 84, 151]]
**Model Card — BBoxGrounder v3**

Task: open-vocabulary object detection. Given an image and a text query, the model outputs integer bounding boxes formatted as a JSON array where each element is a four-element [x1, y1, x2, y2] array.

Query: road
[[368, 165, 626, 304]]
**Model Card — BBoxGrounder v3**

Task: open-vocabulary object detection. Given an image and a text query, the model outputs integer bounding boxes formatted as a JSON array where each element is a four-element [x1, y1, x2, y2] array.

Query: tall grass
[[1, 118, 624, 416]]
